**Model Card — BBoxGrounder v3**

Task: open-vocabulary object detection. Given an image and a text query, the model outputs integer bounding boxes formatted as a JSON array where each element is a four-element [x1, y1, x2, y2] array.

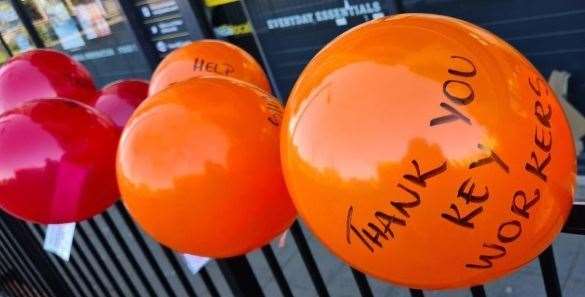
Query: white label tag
[[278, 230, 289, 248], [577, 176, 585, 201], [43, 223, 76, 261], [182, 254, 210, 274]]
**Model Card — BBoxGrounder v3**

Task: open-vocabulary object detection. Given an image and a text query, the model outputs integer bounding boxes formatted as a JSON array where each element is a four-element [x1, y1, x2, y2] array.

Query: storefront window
[[204, 0, 262, 63], [21, 0, 151, 86], [242, 0, 390, 97], [0, 42, 10, 63], [0, 0, 35, 57]]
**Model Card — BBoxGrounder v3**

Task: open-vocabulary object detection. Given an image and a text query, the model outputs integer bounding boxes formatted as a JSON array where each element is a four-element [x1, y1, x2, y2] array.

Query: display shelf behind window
[[0, 0, 35, 56], [20, 0, 151, 86]]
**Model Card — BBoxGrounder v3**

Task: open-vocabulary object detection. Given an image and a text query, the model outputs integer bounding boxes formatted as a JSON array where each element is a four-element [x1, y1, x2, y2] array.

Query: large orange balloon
[[149, 39, 271, 95], [281, 14, 575, 289], [117, 77, 295, 257]]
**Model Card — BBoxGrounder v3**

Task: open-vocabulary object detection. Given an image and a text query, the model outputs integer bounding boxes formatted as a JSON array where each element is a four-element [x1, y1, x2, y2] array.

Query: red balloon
[[94, 79, 149, 129], [0, 99, 120, 223], [0, 49, 97, 114]]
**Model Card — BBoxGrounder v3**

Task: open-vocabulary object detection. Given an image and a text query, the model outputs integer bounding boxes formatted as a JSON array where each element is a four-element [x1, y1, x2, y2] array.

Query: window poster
[[243, 0, 395, 98], [134, 0, 191, 57]]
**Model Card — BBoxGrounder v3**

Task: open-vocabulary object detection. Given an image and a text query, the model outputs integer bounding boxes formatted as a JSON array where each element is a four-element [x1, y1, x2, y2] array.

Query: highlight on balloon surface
[[94, 79, 149, 129], [280, 13, 576, 289], [148, 39, 271, 95], [0, 99, 120, 224], [117, 76, 295, 257], [0, 49, 97, 114]]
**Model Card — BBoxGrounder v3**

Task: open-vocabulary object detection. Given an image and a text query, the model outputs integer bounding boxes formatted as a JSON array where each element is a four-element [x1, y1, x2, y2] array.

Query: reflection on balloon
[[148, 39, 271, 95], [0, 99, 120, 224], [0, 49, 97, 114], [280, 14, 575, 289], [94, 79, 149, 129], [117, 76, 295, 257]]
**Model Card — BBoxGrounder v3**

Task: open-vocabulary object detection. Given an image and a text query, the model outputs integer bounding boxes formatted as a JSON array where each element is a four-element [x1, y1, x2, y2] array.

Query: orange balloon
[[149, 39, 271, 95], [281, 14, 575, 289], [117, 76, 295, 257]]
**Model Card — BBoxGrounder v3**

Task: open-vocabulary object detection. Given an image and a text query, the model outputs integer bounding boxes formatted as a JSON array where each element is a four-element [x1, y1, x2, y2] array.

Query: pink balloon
[[0, 49, 97, 114], [94, 79, 149, 129], [0, 98, 120, 223]]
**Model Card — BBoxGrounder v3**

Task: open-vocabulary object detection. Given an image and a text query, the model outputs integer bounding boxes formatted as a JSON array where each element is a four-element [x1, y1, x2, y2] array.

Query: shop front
[[0, 0, 582, 165]]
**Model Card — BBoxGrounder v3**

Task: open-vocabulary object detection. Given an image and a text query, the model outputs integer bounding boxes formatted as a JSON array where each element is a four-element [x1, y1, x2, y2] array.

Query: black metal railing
[[0, 199, 582, 297]]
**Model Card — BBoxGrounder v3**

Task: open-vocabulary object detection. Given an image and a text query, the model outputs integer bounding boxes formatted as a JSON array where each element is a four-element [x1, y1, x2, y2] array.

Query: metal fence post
[[539, 246, 563, 297], [0, 214, 74, 297], [218, 256, 264, 297]]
